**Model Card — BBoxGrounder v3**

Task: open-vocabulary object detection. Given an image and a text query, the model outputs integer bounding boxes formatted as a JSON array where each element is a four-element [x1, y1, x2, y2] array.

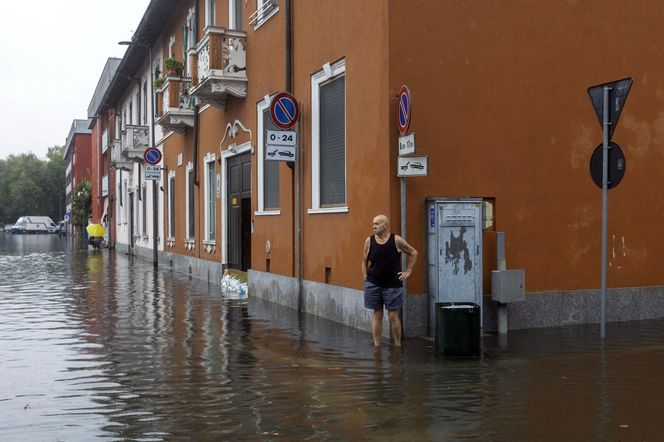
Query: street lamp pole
[[119, 40, 159, 269]]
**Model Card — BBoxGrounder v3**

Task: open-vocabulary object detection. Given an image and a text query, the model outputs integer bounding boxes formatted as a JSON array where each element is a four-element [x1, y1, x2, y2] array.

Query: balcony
[[156, 76, 195, 133], [120, 125, 150, 160], [110, 139, 133, 171], [189, 27, 247, 108]]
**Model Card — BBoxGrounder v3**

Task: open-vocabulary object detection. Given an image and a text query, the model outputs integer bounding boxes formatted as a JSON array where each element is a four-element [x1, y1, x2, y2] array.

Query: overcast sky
[[0, 0, 151, 160]]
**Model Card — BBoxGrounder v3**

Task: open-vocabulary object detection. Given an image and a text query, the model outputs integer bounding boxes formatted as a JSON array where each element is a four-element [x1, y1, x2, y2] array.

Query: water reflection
[[1, 233, 663, 440]]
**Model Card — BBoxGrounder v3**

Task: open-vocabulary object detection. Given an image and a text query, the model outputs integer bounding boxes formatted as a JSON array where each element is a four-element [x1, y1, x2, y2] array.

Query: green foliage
[[71, 180, 92, 234], [154, 75, 166, 89], [164, 57, 184, 72], [0, 147, 65, 225]]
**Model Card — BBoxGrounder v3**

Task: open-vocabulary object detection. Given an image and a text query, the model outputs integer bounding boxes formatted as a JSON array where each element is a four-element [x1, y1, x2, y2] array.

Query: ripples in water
[[1, 234, 664, 440]]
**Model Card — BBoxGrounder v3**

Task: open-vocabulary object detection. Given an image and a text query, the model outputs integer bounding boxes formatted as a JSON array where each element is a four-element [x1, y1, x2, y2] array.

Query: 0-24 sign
[[266, 130, 297, 162]]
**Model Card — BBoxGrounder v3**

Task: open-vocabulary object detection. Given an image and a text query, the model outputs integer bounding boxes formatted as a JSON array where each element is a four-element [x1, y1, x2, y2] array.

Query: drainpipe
[[193, 103, 200, 251], [285, 0, 302, 314], [107, 112, 113, 250]]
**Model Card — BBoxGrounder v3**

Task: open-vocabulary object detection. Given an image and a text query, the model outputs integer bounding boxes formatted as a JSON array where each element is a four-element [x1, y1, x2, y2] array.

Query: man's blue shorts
[[364, 280, 404, 311]]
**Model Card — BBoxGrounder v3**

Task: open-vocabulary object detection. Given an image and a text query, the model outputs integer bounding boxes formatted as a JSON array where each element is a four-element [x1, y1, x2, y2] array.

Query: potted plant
[[154, 75, 166, 89], [164, 58, 185, 76]]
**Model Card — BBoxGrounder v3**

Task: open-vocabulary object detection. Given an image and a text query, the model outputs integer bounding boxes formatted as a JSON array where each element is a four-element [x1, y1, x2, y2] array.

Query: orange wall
[[388, 0, 664, 292]]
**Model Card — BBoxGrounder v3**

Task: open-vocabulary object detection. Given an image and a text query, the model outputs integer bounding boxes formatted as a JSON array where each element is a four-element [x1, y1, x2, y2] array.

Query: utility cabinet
[[426, 198, 483, 333]]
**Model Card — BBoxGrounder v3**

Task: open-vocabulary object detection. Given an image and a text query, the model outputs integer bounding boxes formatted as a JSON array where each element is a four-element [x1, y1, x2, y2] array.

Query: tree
[[72, 179, 92, 235], [0, 147, 65, 225]]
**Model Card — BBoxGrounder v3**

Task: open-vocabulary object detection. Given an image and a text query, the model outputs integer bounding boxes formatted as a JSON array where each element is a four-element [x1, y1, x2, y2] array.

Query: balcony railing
[[120, 125, 150, 160], [189, 27, 247, 108], [156, 76, 195, 132], [110, 139, 133, 171]]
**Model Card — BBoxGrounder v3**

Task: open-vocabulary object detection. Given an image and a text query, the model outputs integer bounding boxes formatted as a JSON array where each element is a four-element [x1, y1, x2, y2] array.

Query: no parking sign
[[270, 92, 300, 129], [398, 85, 411, 134]]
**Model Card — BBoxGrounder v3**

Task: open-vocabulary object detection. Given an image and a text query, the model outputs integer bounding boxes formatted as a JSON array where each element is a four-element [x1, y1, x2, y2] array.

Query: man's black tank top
[[366, 233, 402, 288]]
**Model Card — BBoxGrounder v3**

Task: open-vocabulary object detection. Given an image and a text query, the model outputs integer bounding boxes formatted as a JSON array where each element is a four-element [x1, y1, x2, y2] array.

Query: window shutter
[[263, 110, 280, 209], [169, 178, 175, 237], [320, 76, 346, 206], [208, 163, 216, 238], [188, 171, 195, 238]]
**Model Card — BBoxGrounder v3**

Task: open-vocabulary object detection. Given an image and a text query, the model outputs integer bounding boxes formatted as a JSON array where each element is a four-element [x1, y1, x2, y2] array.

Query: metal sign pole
[[600, 86, 610, 339], [400, 176, 407, 336]]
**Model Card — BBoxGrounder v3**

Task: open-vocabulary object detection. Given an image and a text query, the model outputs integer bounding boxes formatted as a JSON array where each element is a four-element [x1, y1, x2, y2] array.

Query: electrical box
[[491, 269, 525, 303], [426, 198, 483, 333]]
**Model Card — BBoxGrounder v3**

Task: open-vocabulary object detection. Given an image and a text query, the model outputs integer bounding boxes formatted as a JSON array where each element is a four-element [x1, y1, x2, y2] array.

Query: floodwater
[[1, 234, 664, 441]]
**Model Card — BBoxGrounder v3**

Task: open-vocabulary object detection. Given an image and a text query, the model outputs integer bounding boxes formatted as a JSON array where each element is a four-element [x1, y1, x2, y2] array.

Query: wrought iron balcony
[[156, 76, 195, 133], [189, 27, 247, 108], [110, 139, 133, 171], [120, 125, 150, 160]]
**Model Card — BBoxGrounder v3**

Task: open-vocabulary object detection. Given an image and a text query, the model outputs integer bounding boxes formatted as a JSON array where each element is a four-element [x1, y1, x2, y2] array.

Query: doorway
[[226, 152, 251, 271], [128, 191, 135, 250]]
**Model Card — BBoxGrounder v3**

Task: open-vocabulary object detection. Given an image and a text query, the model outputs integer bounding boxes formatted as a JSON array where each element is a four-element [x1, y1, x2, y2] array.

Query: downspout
[[193, 103, 200, 248], [97, 115, 102, 221], [193, 1, 200, 247], [285, 0, 302, 314], [107, 112, 113, 250]]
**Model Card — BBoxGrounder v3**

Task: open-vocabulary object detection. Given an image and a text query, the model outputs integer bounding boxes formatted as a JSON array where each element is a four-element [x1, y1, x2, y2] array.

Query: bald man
[[362, 214, 418, 347]]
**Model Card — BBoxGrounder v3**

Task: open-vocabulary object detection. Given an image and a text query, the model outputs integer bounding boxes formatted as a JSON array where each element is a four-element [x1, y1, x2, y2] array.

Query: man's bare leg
[[388, 309, 401, 346], [372, 309, 384, 347]]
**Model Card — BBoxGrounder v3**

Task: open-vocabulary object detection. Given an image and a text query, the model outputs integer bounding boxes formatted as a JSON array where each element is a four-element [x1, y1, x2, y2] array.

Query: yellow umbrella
[[86, 223, 106, 237]]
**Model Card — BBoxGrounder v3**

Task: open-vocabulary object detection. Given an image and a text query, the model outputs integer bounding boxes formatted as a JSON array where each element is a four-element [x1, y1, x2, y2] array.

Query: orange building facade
[[84, 0, 664, 336]]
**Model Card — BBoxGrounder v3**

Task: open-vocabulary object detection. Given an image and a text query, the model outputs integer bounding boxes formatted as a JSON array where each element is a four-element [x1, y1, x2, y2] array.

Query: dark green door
[[227, 153, 251, 270]]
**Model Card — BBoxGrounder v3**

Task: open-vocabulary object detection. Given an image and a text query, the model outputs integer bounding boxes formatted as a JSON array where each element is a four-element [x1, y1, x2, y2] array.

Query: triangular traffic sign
[[587, 77, 633, 141]]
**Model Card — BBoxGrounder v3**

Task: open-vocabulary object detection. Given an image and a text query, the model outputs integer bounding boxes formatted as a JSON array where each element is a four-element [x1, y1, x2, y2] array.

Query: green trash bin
[[435, 302, 481, 357]]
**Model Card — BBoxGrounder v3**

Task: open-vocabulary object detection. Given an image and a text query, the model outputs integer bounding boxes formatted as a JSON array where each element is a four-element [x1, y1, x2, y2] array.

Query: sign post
[[396, 84, 419, 337], [587, 78, 632, 339]]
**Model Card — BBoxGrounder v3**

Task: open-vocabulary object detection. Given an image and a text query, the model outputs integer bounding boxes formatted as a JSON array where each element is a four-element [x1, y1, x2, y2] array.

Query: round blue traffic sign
[[270, 92, 300, 129], [144, 147, 162, 165], [398, 85, 411, 135]]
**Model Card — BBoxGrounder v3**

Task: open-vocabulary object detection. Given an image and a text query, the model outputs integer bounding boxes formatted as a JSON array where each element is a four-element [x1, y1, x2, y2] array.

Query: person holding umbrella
[[86, 223, 107, 250]]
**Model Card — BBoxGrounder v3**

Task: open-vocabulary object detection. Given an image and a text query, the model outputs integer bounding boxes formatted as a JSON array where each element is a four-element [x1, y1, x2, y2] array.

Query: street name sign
[[145, 165, 161, 180], [399, 133, 416, 156], [587, 77, 633, 140], [266, 130, 297, 162], [397, 155, 428, 177]]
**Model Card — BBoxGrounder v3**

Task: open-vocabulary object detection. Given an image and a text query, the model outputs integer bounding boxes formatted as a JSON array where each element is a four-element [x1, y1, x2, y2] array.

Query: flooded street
[[1, 234, 663, 441]]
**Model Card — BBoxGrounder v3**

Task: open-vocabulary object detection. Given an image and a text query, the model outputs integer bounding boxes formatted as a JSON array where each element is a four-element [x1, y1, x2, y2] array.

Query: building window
[[117, 181, 122, 225], [142, 184, 147, 235], [186, 162, 195, 239], [249, 0, 278, 29], [136, 90, 141, 126], [256, 97, 280, 213], [168, 36, 175, 59], [124, 181, 128, 224], [142, 81, 148, 125], [204, 154, 216, 241], [206, 0, 216, 26], [310, 59, 346, 213], [168, 172, 176, 238], [229, 0, 243, 30], [129, 100, 133, 126], [183, 7, 196, 62]]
